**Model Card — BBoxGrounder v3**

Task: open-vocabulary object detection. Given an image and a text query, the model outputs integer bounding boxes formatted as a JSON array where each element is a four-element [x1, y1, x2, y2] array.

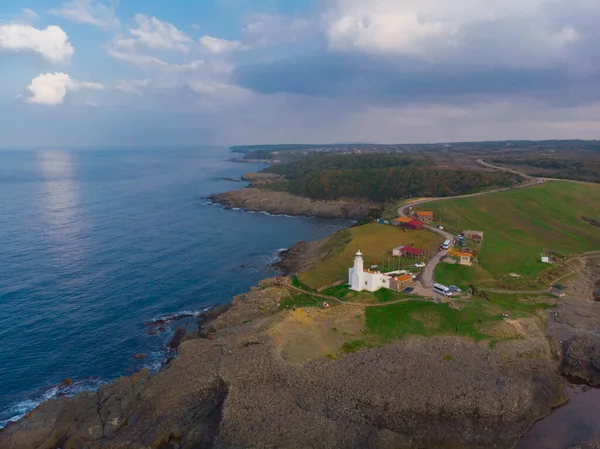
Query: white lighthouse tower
[[349, 250, 365, 291]]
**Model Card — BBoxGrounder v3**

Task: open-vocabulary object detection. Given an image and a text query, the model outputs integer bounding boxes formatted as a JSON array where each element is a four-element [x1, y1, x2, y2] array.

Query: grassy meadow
[[427, 181, 600, 286], [298, 223, 441, 289], [321, 284, 415, 303], [364, 293, 554, 343]]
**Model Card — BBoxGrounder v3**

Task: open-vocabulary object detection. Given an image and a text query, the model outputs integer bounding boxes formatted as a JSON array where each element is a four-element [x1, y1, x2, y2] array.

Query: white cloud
[[50, 0, 119, 30], [0, 24, 74, 62], [106, 14, 193, 65], [325, 0, 585, 63], [242, 13, 310, 46], [105, 36, 168, 67], [130, 14, 192, 52], [199, 36, 245, 54], [26, 72, 104, 105], [327, 3, 449, 57]]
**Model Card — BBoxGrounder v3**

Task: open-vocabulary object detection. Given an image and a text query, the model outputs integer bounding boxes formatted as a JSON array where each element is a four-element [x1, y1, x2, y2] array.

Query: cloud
[[0, 24, 74, 62], [324, 0, 587, 65], [26, 72, 105, 105], [50, 0, 119, 30], [106, 14, 194, 66], [200, 36, 245, 54], [105, 36, 169, 67], [242, 13, 310, 46], [233, 0, 600, 109], [115, 79, 150, 94], [327, 2, 449, 57], [130, 14, 192, 52], [16, 9, 40, 24]]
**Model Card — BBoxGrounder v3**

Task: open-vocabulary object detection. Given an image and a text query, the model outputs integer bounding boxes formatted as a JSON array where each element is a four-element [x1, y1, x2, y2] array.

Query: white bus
[[433, 283, 452, 297], [441, 239, 451, 250]]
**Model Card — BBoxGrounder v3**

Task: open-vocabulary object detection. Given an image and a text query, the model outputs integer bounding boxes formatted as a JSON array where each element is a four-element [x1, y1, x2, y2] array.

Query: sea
[[1, 147, 598, 446], [0, 147, 349, 427]]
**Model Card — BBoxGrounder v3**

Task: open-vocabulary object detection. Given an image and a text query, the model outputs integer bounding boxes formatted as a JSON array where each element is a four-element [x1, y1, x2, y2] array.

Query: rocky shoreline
[[0, 280, 567, 449], [2, 222, 599, 448], [3, 258, 600, 448], [210, 188, 378, 220]]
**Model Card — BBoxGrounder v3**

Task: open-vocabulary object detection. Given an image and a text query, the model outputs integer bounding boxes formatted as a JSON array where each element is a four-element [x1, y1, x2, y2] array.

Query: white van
[[441, 239, 451, 250], [433, 283, 452, 297]]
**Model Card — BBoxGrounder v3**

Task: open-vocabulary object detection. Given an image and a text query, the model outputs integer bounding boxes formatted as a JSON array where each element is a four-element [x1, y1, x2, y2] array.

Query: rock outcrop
[[1, 281, 572, 449], [210, 188, 377, 219], [240, 172, 283, 186]]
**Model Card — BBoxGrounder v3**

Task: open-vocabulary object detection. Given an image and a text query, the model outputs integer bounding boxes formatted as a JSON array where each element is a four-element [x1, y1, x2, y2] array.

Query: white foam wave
[[0, 379, 103, 429], [267, 247, 289, 264], [146, 308, 211, 325]]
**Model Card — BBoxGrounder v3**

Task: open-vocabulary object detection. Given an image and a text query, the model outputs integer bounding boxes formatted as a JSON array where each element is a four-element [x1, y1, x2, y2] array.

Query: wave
[[267, 247, 288, 264], [145, 308, 212, 326], [1, 308, 213, 429], [0, 378, 104, 429], [257, 210, 297, 218]]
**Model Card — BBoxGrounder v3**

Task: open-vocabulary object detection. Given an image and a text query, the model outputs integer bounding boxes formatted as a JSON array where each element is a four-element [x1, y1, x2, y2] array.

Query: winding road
[[395, 160, 547, 294]]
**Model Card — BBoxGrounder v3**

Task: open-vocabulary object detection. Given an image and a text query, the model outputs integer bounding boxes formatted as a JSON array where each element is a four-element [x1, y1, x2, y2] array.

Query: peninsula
[[2, 145, 600, 449]]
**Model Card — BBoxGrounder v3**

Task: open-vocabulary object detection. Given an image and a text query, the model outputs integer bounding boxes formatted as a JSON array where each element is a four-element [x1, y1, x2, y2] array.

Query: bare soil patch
[[269, 306, 366, 365]]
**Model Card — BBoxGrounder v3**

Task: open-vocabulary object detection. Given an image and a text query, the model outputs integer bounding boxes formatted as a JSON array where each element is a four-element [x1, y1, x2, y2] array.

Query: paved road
[[395, 162, 546, 293], [395, 161, 597, 295], [396, 201, 455, 291], [476, 159, 535, 180]]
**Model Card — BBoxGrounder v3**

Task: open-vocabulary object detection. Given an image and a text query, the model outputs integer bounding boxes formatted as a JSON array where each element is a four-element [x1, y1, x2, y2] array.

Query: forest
[[490, 157, 600, 183], [261, 154, 520, 203]]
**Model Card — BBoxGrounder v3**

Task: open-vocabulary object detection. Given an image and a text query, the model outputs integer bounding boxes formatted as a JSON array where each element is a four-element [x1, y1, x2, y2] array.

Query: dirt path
[[284, 284, 434, 307], [476, 252, 600, 295]]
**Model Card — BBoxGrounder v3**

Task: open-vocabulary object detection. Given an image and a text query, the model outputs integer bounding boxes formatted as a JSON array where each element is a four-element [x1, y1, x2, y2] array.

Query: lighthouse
[[349, 250, 365, 291]]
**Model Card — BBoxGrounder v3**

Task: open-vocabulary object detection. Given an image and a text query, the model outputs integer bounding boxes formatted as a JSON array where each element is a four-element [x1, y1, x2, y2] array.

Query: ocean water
[[0, 147, 348, 426]]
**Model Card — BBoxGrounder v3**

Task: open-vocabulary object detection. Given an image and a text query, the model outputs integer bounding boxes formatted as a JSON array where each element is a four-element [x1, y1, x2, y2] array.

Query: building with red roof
[[405, 219, 424, 230]]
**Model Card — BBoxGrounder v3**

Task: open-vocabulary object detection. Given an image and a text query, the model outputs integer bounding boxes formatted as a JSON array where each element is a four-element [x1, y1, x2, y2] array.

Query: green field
[[427, 182, 600, 286], [299, 223, 441, 288], [434, 263, 496, 290], [364, 293, 554, 343], [322, 284, 415, 303]]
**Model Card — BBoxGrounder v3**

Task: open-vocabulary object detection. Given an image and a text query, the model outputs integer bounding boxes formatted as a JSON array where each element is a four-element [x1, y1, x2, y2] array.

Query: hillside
[[261, 154, 520, 203], [426, 181, 600, 288], [297, 223, 441, 288]]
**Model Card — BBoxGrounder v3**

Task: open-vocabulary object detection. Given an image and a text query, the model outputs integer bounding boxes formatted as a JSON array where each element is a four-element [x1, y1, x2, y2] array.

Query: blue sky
[[1, 0, 599, 147]]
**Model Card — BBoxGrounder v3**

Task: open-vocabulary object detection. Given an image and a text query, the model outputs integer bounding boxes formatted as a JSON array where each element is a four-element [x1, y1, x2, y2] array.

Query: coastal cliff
[[210, 188, 378, 220], [0, 278, 570, 449], [2, 247, 599, 449]]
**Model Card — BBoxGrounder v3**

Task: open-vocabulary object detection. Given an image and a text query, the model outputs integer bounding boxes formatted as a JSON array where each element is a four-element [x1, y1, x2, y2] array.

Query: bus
[[433, 283, 452, 297]]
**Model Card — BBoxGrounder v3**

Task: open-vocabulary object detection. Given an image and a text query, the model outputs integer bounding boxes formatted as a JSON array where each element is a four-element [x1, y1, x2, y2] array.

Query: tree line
[[261, 154, 520, 202]]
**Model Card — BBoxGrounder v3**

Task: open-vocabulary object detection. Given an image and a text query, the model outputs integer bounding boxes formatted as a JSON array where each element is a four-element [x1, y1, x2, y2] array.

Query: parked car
[[407, 272, 415, 278], [414, 262, 426, 268], [402, 286, 415, 294], [449, 285, 462, 294]]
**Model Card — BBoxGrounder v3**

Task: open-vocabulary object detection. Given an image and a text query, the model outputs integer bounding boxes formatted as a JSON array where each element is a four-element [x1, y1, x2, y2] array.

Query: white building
[[348, 250, 391, 292]]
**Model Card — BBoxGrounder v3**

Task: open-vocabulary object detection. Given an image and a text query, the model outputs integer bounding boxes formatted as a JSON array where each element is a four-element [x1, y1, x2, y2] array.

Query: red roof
[[406, 219, 424, 229], [400, 246, 425, 255]]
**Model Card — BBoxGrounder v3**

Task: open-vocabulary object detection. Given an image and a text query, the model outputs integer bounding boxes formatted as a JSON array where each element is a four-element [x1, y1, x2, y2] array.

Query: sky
[[0, 0, 599, 147]]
